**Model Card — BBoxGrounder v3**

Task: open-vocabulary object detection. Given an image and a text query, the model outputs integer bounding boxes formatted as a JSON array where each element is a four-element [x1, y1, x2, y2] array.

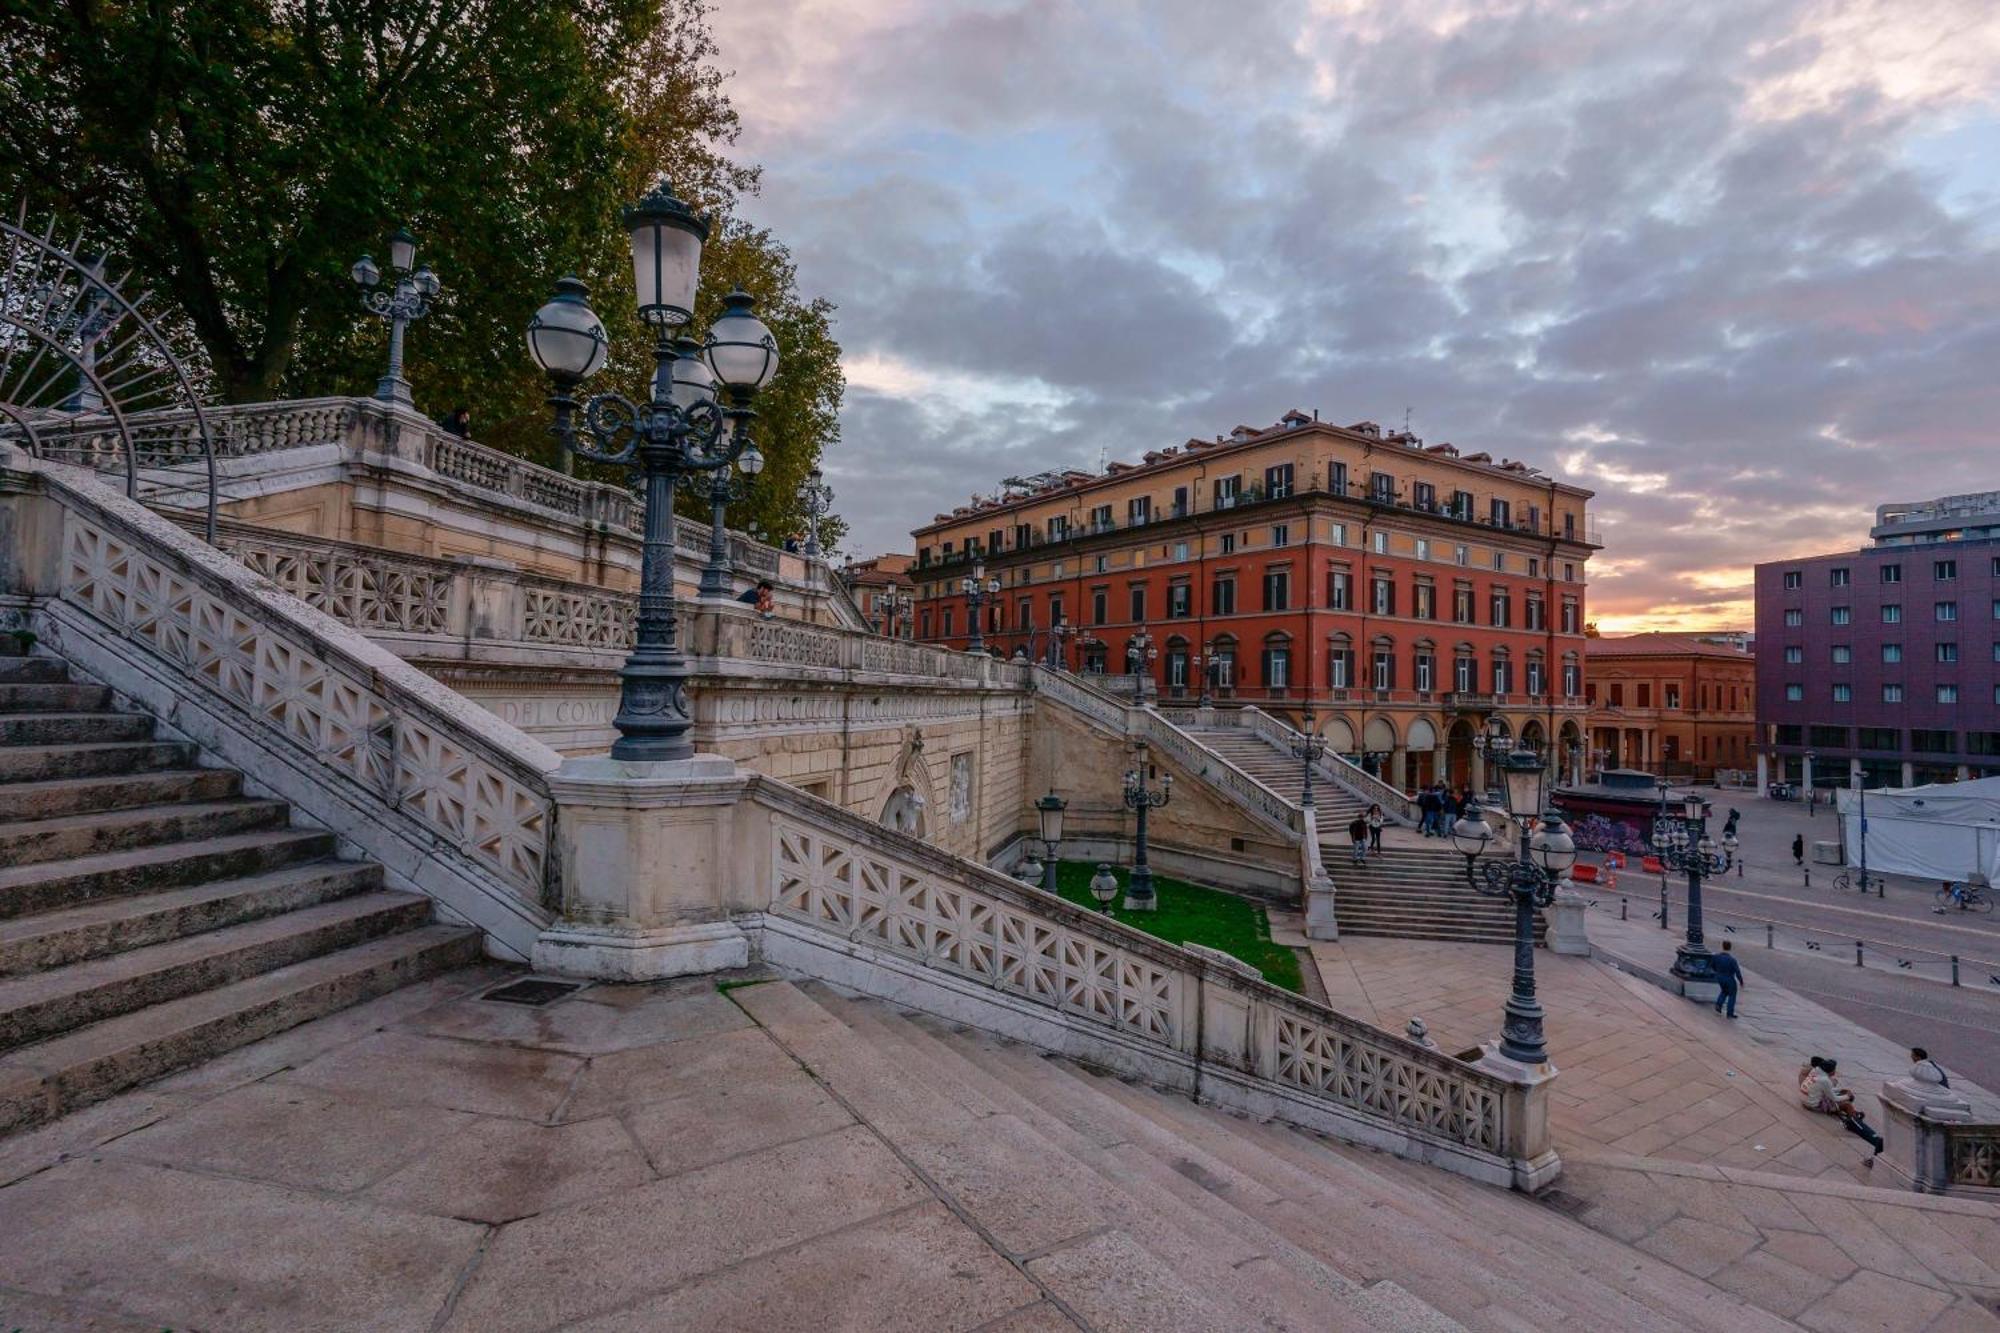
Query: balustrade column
[[1389, 746, 1407, 792]]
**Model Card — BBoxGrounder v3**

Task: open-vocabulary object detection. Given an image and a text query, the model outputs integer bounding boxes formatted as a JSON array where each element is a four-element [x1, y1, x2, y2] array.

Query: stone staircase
[[1181, 724, 1371, 821], [735, 978, 1786, 1332], [1320, 843, 1546, 945], [0, 644, 482, 1134]]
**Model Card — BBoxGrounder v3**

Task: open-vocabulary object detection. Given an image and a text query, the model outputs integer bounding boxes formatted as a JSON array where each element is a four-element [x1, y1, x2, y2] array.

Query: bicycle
[[1933, 882, 1994, 914], [1832, 871, 1879, 894]]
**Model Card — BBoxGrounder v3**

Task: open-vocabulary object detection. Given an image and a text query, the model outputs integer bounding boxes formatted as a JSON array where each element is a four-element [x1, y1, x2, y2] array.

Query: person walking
[[1347, 813, 1369, 866], [1418, 785, 1440, 837], [1792, 833, 1805, 867], [1366, 803, 1385, 854], [1709, 941, 1744, 1018]]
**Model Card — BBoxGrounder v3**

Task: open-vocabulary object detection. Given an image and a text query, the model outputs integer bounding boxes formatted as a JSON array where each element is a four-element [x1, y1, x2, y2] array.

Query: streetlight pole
[[699, 459, 762, 599], [1035, 790, 1067, 898], [1125, 631, 1156, 703], [1655, 794, 1736, 993], [798, 468, 835, 558], [1451, 749, 1575, 1065], [352, 227, 440, 407], [1290, 706, 1328, 807], [962, 562, 1000, 653], [1121, 754, 1171, 911], [524, 181, 779, 762]]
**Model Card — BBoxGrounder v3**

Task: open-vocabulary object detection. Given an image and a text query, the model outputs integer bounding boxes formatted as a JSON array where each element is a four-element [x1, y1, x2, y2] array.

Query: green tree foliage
[[0, 0, 843, 539]]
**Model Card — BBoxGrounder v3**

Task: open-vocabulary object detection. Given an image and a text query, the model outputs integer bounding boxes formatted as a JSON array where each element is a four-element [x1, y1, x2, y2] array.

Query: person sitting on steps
[[1799, 1056, 1884, 1159]]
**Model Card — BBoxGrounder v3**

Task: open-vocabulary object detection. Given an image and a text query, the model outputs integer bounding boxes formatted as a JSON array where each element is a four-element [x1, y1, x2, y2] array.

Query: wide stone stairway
[[0, 644, 480, 1134], [1322, 843, 1545, 945], [1180, 723, 1371, 822]]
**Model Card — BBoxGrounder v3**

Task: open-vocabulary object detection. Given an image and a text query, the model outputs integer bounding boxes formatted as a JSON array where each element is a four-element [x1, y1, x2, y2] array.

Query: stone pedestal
[[1546, 885, 1590, 955], [1470, 1042, 1562, 1193], [531, 753, 755, 980], [1878, 1079, 1975, 1193], [1304, 874, 1339, 940]]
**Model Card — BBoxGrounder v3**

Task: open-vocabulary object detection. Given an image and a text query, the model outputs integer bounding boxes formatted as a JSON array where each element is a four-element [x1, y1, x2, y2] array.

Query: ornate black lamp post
[[1035, 790, 1067, 897], [1451, 748, 1576, 1065], [1121, 755, 1172, 911], [799, 468, 834, 558], [1654, 793, 1736, 990], [524, 180, 779, 762], [1046, 617, 1071, 670], [962, 561, 1000, 653], [1290, 705, 1329, 807], [352, 227, 440, 406], [1125, 631, 1156, 702], [1194, 642, 1220, 708]]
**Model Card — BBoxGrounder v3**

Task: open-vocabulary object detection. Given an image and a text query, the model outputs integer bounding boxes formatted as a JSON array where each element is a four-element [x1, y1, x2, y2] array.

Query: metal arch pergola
[[0, 204, 218, 542]]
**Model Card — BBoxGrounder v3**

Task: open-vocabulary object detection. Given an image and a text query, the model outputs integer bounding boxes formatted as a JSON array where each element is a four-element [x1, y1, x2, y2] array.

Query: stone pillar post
[[1756, 752, 1769, 791], [1471, 746, 1486, 794], [1389, 746, 1407, 792], [532, 755, 756, 980], [1802, 753, 1814, 798], [1547, 879, 1590, 956], [1902, 761, 1915, 787], [1957, 765, 1971, 782], [1434, 744, 1448, 791]]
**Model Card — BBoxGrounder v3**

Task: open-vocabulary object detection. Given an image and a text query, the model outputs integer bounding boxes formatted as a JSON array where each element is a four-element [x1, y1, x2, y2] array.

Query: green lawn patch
[[1048, 860, 1303, 994]]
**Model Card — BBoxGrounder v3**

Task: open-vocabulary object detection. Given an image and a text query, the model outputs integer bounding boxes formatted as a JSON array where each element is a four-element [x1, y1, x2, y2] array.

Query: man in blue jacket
[[1709, 941, 1744, 1017]]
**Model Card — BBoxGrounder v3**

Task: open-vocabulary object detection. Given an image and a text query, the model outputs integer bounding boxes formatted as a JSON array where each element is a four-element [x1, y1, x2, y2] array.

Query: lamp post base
[[1123, 869, 1157, 912], [1671, 944, 1720, 1001], [374, 373, 414, 406]]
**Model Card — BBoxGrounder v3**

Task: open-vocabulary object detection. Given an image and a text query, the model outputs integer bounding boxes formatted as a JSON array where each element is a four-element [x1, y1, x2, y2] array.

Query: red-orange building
[[1584, 633, 1756, 780], [841, 553, 917, 637], [910, 412, 1598, 790]]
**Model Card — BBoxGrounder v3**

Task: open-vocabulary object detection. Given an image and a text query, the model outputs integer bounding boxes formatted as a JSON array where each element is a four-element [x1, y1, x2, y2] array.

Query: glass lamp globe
[[412, 264, 440, 297], [525, 277, 609, 381], [350, 254, 381, 288], [1452, 807, 1495, 857], [1090, 864, 1119, 907], [1035, 790, 1067, 843], [705, 288, 780, 391], [1533, 816, 1578, 875], [736, 444, 766, 475], [668, 336, 718, 409], [388, 227, 417, 271], [625, 179, 708, 327]]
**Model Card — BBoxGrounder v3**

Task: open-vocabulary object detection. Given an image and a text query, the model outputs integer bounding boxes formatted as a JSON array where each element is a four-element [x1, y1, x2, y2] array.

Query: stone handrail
[[1237, 706, 1419, 824], [747, 773, 1549, 1189], [1878, 1081, 2000, 1197], [1030, 667, 1302, 840], [704, 604, 1032, 688], [0, 448, 564, 960], [29, 396, 358, 471]]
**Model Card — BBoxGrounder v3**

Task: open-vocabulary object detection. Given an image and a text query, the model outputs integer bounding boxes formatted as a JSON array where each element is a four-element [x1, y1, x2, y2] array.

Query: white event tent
[[1835, 778, 2000, 883]]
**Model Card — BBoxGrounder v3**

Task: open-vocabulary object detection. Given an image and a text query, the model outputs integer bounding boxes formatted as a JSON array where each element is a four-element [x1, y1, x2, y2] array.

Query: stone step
[[0, 798, 291, 870], [0, 922, 481, 1134], [0, 768, 242, 824], [0, 860, 386, 977], [0, 682, 113, 713], [0, 827, 337, 920], [0, 712, 153, 747], [0, 889, 432, 1053], [0, 741, 195, 784], [0, 658, 66, 684]]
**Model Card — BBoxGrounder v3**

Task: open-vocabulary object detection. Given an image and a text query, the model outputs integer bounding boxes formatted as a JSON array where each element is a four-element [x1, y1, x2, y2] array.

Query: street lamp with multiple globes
[[699, 453, 764, 599], [798, 468, 835, 557], [1121, 755, 1172, 911], [1034, 790, 1067, 897], [1124, 631, 1156, 703], [1290, 706, 1329, 807], [1045, 617, 1071, 670], [1192, 642, 1223, 708], [524, 180, 779, 762], [962, 561, 1001, 653], [1450, 747, 1576, 1066], [1653, 794, 1737, 991], [352, 226, 441, 406]]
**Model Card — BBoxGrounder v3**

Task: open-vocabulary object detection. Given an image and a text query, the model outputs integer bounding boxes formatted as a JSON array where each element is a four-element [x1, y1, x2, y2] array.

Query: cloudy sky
[[709, 0, 2000, 631]]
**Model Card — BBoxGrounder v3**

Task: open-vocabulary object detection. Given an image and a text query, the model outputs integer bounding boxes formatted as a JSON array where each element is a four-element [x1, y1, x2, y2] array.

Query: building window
[[1830, 606, 1851, 625], [1129, 586, 1146, 622], [1784, 609, 1803, 627], [1881, 564, 1901, 584], [1263, 569, 1290, 611], [1328, 463, 1348, 496], [1372, 531, 1387, 554], [1490, 588, 1511, 628], [1271, 523, 1290, 547], [1211, 577, 1235, 615], [1413, 481, 1436, 510], [1172, 540, 1191, 562], [1415, 538, 1430, 561], [1935, 559, 1957, 581], [1413, 584, 1436, 619], [1490, 498, 1511, 526], [1882, 683, 1904, 703], [1911, 728, 1955, 754], [1415, 653, 1436, 692], [1563, 662, 1580, 696], [1491, 550, 1505, 571], [1454, 587, 1474, 623], [1609, 683, 1624, 706], [1455, 544, 1469, 566], [1637, 683, 1652, 708], [1784, 646, 1803, 663], [1262, 644, 1291, 688], [1937, 642, 1958, 663], [1939, 684, 1960, 704], [1329, 646, 1353, 688], [1168, 583, 1191, 618], [1047, 516, 1068, 541], [1785, 684, 1803, 700], [1937, 601, 1958, 622], [1561, 599, 1579, 633], [1213, 475, 1240, 509], [1830, 568, 1849, 587], [1831, 645, 1851, 663], [1883, 644, 1902, 663], [1329, 522, 1347, 547], [1783, 570, 1802, 589], [1528, 557, 1540, 576], [1373, 649, 1395, 690], [1328, 570, 1351, 610], [1525, 596, 1545, 630], [1092, 589, 1107, 625], [1370, 472, 1395, 504], [1127, 496, 1151, 527], [1452, 490, 1474, 519], [1094, 554, 1108, 573], [1881, 604, 1901, 624], [1491, 658, 1512, 694], [1049, 596, 1064, 626], [1564, 562, 1575, 582], [1371, 576, 1394, 615], [1665, 685, 1681, 708], [943, 609, 955, 637], [1526, 660, 1545, 695], [1859, 727, 1898, 750], [1832, 684, 1852, 702], [1264, 463, 1294, 499]]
